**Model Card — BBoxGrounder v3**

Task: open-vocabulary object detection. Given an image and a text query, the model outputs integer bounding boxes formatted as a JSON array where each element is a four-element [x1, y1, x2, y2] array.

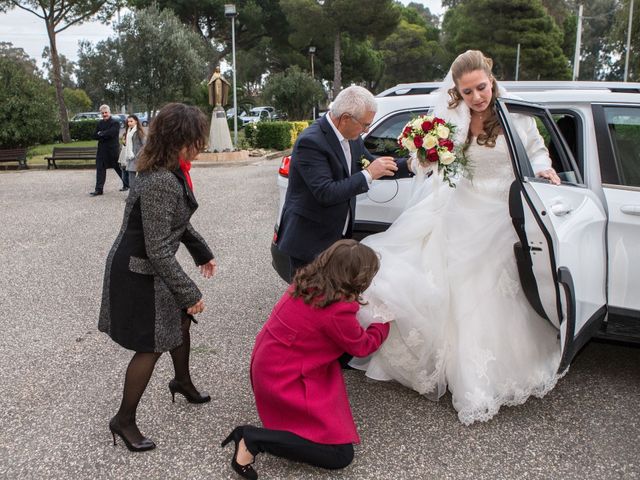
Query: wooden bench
[[45, 146, 97, 169], [0, 148, 28, 169]]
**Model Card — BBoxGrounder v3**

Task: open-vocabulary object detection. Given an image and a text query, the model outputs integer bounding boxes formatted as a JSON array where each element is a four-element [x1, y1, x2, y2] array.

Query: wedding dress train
[[352, 136, 563, 425]]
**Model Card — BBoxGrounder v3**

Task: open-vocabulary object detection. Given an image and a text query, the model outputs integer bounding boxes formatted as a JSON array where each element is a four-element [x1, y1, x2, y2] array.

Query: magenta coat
[[250, 288, 390, 445]]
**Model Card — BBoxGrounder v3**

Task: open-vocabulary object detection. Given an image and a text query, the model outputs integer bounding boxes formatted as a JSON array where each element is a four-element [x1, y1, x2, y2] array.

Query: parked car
[[271, 81, 640, 364], [70, 112, 100, 121], [134, 112, 157, 127], [112, 114, 127, 128], [239, 106, 281, 125]]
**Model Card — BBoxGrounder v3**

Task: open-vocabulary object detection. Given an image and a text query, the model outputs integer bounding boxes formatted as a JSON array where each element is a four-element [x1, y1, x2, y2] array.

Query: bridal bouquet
[[397, 114, 468, 187]]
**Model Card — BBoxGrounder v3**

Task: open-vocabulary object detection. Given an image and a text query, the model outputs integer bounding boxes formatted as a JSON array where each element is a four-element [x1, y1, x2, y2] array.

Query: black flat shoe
[[169, 379, 211, 404], [119, 186, 129, 191], [89, 191, 103, 196], [221, 426, 258, 480], [109, 417, 155, 452]]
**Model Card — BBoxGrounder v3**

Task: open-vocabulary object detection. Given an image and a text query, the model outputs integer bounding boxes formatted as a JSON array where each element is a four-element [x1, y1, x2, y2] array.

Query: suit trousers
[[243, 426, 354, 470], [95, 164, 123, 192]]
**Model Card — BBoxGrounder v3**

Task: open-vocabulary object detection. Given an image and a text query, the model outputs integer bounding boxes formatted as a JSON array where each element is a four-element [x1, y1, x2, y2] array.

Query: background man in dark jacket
[[275, 86, 413, 280], [90, 104, 125, 196]]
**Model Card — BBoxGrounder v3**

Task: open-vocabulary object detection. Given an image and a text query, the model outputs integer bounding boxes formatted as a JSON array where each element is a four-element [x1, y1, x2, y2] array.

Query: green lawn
[[27, 140, 98, 167]]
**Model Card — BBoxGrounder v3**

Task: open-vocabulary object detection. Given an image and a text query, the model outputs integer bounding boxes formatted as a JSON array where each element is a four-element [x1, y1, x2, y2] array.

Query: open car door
[[496, 98, 608, 371]]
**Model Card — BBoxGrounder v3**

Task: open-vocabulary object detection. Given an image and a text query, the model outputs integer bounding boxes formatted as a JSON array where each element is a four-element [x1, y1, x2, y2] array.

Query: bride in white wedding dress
[[352, 50, 565, 425]]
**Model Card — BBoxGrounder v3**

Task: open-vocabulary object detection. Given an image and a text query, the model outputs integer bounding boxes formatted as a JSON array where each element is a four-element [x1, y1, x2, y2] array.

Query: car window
[[506, 107, 583, 185], [602, 106, 640, 188], [365, 110, 430, 157], [548, 112, 583, 177]]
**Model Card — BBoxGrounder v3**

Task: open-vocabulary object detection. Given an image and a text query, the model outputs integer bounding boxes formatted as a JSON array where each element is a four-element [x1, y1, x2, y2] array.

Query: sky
[[0, 1, 445, 69]]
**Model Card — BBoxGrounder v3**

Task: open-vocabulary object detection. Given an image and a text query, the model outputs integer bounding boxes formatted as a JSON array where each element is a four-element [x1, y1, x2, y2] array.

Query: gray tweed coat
[[98, 168, 213, 352]]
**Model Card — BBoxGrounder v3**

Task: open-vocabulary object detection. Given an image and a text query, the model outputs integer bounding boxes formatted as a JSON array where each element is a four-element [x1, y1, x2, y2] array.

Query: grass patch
[[27, 140, 98, 167]]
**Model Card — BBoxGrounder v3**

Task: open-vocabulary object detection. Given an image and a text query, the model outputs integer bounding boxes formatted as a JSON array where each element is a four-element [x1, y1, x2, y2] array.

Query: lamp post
[[309, 45, 316, 120], [624, 0, 635, 82], [224, 4, 238, 148]]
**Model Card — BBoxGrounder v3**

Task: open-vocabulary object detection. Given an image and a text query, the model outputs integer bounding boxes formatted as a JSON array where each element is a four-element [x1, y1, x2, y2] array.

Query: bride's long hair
[[447, 50, 501, 148]]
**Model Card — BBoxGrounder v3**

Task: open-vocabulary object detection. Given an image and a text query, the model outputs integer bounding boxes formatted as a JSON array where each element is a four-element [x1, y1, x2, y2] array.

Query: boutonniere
[[360, 155, 370, 170]]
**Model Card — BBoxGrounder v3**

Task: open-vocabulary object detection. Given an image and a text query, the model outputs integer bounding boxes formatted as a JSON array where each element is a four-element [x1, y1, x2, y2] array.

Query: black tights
[[112, 316, 198, 442], [243, 426, 354, 470]]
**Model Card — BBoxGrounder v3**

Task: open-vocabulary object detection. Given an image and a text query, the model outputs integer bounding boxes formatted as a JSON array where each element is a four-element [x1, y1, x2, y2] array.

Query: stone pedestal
[[209, 106, 233, 152]]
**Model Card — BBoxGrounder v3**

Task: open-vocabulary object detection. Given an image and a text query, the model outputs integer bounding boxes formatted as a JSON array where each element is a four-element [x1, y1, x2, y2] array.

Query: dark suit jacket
[[94, 117, 121, 169], [276, 114, 411, 262]]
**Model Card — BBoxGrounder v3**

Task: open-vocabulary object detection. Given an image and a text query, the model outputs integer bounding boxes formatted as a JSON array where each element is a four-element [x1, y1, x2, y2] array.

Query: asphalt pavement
[[0, 162, 638, 479]]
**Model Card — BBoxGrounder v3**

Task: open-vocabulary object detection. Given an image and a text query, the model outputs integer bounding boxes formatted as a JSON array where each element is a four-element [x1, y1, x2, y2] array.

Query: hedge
[[251, 121, 310, 150], [255, 121, 291, 150], [69, 120, 99, 141]]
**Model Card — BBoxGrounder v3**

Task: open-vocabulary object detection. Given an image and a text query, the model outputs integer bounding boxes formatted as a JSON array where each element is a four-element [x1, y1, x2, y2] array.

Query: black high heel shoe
[[168, 379, 211, 404], [221, 426, 258, 480], [108, 417, 156, 452]]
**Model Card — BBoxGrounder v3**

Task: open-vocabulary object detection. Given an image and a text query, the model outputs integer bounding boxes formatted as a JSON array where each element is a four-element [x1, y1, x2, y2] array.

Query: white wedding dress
[[352, 135, 563, 425]]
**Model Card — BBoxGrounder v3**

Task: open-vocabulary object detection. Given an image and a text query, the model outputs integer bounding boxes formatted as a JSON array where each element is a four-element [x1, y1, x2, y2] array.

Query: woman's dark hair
[[125, 114, 146, 143], [291, 239, 380, 308], [447, 50, 501, 147], [137, 103, 208, 172]]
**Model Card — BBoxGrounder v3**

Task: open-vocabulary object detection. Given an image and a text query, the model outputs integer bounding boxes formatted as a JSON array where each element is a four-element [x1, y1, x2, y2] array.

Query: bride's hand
[[537, 168, 561, 185]]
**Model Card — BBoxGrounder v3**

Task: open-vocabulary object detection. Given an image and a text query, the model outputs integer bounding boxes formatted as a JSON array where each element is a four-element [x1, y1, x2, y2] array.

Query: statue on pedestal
[[208, 66, 230, 109], [207, 66, 233, 152]]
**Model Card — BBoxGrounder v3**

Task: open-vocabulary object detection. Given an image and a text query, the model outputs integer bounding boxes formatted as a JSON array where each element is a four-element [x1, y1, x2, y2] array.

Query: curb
[[192, 149, 290, 169]]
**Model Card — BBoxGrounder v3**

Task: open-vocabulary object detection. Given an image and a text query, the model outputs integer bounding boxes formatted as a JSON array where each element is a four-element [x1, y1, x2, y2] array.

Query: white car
[[240, 106, 279, 125], [272, 81, 640, 363]]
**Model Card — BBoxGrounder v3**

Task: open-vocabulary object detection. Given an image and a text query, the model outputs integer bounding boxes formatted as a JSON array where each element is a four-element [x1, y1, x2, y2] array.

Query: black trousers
[[95, 164, 124, 192], [243, 426, 354, 470]]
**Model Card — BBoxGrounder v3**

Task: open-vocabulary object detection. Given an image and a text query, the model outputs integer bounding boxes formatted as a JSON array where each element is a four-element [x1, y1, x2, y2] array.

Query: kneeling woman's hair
[[292, 239, 379, 307]]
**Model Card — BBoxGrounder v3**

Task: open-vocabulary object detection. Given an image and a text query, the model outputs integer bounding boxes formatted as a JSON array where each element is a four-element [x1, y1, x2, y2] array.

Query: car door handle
[[620, 205, 640, 216], [550, 204, 573, 216]]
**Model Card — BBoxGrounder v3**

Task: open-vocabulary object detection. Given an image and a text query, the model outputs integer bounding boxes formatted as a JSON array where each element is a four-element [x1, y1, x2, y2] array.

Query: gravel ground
[[0, 163, 638, 480]]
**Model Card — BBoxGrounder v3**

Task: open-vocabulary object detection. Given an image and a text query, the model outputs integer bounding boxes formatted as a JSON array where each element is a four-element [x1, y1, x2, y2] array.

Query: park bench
[[0, 148, 28, 169], [45, 146, 97, 169]]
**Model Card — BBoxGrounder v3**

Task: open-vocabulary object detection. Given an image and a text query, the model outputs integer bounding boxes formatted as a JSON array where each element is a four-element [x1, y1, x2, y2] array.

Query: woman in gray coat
[[121, 114, 146, 191], [99, 103, 217, 452]]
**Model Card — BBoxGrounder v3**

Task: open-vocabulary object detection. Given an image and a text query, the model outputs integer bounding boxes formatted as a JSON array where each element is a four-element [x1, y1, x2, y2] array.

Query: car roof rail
[[377, 81, 640, 97]]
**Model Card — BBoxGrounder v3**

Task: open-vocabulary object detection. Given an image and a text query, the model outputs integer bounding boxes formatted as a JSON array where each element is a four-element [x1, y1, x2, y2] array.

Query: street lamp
[[224, 4, 238, 148], [309, 45, 316, 119]]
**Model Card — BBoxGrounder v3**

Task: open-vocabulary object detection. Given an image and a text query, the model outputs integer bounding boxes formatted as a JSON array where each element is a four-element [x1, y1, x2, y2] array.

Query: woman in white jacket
[[351, 50, 564, 425]]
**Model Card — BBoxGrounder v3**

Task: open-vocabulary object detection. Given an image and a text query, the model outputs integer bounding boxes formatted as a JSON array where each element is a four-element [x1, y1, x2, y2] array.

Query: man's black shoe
[[119, 186, 129, 192], [89, 191, 103, 196]]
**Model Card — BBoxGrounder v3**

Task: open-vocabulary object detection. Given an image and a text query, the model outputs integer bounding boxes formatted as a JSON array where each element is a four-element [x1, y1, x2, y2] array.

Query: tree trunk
[[333, 31, 342, 99], [46, 22, 71, 143]]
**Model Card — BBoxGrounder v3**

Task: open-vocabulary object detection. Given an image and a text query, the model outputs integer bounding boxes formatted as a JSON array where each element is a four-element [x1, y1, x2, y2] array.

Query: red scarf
[[179, 158, 193, 191]]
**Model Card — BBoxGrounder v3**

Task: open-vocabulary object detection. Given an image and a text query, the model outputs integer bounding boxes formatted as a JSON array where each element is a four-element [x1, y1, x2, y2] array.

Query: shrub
[[0, 57, 58, 148], [69, 120, 99, 141], [255, 121, 292, 150], [290, 121, 309, 146], [243, 122, 259, 148]]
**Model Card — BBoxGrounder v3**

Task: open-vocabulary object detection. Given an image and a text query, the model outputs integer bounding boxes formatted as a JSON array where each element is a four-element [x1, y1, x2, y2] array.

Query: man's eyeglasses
[[346, 114, 371, 131]]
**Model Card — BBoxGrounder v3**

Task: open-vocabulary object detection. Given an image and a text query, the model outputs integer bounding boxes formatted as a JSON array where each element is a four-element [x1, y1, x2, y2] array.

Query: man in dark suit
[[276, 86, 413, 280], [90, 104, 125, 196]]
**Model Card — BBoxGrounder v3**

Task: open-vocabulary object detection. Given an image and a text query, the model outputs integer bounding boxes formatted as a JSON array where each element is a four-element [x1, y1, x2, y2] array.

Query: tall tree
[[609, 0, 639, 80], [442, 0, 571, 80], [0, 0, 119, 142], [280, 0, 399, 97], [126, 0, 291, 72], [0, 41, 39, 75], [376, 4, 447, 90], [42, 47, 76, 88], [78, 6, 209, 114]]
